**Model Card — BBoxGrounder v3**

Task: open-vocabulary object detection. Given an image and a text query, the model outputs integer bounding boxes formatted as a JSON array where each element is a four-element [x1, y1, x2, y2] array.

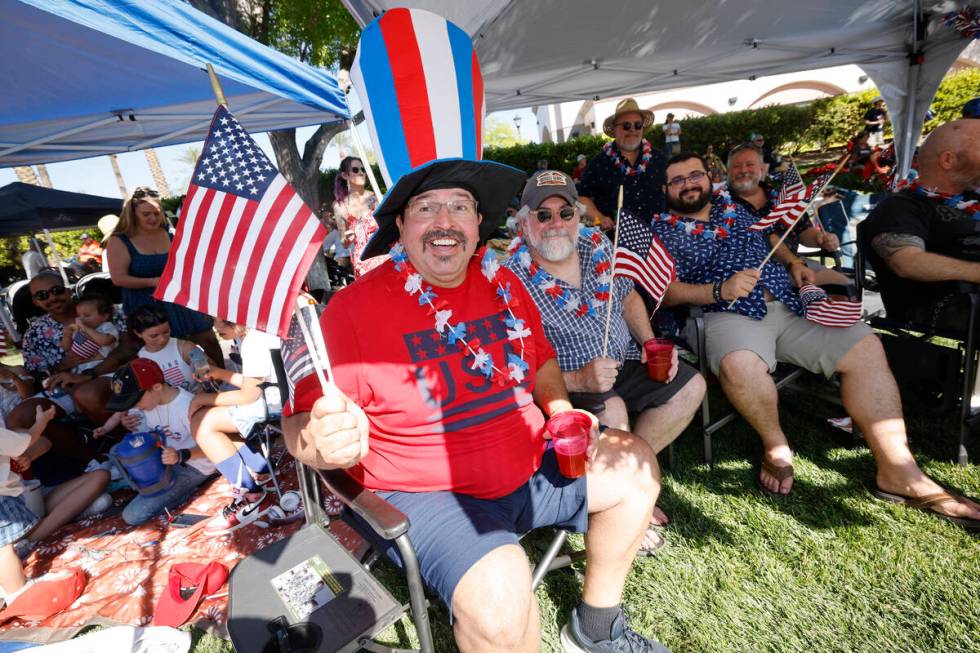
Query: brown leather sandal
[[758, 459, 794, 498], [871, 484, 980, 531]]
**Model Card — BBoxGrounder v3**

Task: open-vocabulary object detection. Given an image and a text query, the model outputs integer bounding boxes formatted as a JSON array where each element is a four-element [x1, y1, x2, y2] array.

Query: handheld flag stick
[[601, 185, 624, 358], [789, 156, 825, 233], [206, 64, 228, 107], [727, 154, 850, 309], [42, 229, 69, 288], [293, 296, 334, 391]]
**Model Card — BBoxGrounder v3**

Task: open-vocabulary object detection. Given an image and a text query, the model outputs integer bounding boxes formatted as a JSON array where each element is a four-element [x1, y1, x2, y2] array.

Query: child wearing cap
[[0, 405, 109, 604], [97, 359, 216, 526]]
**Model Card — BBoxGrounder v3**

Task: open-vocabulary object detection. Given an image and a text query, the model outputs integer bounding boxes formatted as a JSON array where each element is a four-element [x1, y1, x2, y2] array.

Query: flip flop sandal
[[635, 529, 666, 557], [870, 484, 980, 532], [758, 460, 794, 498]]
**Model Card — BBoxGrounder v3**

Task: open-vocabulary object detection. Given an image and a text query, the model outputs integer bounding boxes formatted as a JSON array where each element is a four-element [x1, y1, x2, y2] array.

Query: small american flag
[[799, 284, 863, 327], [155, 106, 326, 337], [71, 331, 100, 359], [162, 366, 188, 388], [613, 212, 676, 310], [279, 303, 325, 410], [749, 162, 809, 231], [0, 329, 7, 357]]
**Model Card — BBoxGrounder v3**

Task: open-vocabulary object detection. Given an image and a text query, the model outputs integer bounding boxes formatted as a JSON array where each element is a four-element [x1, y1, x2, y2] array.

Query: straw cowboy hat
[[98, 213, 119, 243], [602, 98, 654, 137]]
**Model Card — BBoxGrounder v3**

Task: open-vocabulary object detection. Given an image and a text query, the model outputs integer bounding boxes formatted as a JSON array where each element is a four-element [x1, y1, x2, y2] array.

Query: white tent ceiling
[[342, 0, 975, 174]]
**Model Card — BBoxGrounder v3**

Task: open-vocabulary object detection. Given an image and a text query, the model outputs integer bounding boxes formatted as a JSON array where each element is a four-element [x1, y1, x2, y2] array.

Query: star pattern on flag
[[193, 111, 276, 198]]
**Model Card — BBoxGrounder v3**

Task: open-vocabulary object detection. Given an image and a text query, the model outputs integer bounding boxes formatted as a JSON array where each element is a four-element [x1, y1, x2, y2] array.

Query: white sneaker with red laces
[[205, 489, 274, 535]]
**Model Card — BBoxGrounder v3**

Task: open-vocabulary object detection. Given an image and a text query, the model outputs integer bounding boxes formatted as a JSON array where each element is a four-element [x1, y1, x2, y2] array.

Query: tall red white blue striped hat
[[350, 8, 525, 259]]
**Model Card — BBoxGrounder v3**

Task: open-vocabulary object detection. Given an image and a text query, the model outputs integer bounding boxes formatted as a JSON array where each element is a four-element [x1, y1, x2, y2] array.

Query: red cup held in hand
[[643, 338, 673, 383], [545, 411, 592, 479]]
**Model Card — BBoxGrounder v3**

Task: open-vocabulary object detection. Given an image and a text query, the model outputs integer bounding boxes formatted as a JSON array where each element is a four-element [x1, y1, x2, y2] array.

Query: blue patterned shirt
[[649, 195, 803, 320], [505, 229, 638, 371]]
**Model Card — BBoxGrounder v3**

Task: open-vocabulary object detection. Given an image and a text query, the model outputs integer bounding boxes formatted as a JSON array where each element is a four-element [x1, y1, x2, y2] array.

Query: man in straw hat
[[578, 98, 667, 232], [284, 9, 672, 652], [97, 213, 118, 273]]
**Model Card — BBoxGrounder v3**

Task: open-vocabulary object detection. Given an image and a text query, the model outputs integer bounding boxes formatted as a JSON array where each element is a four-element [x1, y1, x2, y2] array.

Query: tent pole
[[42, 229, 69, 288], [898, 0, 922, 180], [346, 110, 383, 204], [206, 64, 228, 107]]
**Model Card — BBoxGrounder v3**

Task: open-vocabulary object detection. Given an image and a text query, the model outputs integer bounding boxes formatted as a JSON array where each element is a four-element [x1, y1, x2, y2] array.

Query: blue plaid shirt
[[506, 230, 638, 371], [649, 195, 803, 320]]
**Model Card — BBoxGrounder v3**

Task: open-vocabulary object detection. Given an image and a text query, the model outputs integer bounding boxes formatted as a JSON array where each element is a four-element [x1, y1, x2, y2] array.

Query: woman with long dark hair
[[333, 157, 386, 278]]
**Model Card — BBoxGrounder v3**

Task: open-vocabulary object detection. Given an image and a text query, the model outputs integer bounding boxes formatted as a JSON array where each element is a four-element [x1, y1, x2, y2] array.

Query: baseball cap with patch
[[106, 358, 165, 411], [521, 170, 578, 210]]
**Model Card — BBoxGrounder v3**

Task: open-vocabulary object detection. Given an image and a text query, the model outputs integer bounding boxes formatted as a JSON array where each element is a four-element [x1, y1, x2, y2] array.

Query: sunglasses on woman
[[132, 187, 160, 200], [348, 166, 365, 174], [536, 206, 576, 223], [32, 285, 67, 301]]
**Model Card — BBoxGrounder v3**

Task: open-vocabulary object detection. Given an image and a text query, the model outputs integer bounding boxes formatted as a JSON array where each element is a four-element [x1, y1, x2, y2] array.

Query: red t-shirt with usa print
[[288, 256, 554, 499]]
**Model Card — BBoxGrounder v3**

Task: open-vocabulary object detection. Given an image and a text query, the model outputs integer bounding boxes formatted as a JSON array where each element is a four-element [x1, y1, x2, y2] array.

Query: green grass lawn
[[186, 384, 979, 653]]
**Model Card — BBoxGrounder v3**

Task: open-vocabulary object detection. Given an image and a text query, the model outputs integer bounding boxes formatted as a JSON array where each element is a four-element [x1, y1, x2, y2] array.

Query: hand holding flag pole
[[727, 154, 850, 309], [601, 186, 624, 358]]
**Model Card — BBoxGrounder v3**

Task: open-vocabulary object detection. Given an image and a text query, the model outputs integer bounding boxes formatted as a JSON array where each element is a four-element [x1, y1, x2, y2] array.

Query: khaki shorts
[[704, 302, 872, 378]]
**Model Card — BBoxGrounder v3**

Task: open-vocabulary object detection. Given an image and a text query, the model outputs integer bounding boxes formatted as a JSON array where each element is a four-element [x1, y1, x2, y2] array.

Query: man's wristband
[[178, 449, 191, 464], [712, 281, 723, 303]]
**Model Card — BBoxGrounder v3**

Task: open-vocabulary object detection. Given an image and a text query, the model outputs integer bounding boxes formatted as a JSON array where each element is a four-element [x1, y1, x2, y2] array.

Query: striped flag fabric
[[350, 7, 485, 189], [799, 284, 863, 327], [749, 162, 809, 231], [162, 365, 188, 388], [613, 212, 676, 310], [71, 331, 100, 359], [777, 162, 806, 202], [154, 106, 326, 337], [0, 329, 6, 357], [279, 303, 325, 411]]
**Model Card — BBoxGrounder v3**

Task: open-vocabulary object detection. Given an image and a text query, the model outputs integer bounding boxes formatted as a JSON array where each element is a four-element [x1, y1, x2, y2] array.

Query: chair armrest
[[314, 468, 410, 541], [957, 282, 980, 295]]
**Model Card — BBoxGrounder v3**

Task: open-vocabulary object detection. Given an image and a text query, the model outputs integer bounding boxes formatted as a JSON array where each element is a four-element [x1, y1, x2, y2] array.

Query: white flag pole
[[344, 89, 384, 205], [601, 185, 624, 358], [42, 229, 69, 288], [293, 295, 333, 392]]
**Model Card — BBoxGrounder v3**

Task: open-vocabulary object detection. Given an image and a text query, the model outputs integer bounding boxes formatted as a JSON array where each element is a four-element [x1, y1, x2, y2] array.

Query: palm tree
[[109, 154, 127, 197], [13, 166, 38, 185], [143, 148, 172, 197], [35, 165, 53, 188]]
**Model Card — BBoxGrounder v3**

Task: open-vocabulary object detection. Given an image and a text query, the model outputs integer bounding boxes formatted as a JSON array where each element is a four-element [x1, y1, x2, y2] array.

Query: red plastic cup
[[546, 411, 592, 478], [643, 338, 674, 382]]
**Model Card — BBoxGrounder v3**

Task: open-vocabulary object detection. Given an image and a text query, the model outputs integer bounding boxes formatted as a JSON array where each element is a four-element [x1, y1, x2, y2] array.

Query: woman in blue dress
[[105, 187, 222, 365]]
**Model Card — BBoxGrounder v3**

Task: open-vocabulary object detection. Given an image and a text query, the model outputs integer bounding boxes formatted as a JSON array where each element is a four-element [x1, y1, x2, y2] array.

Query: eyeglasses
[[535, 206, 576, 223], [406, 199, 478, 218], [666, 170, 708, 188], [348, 166, 365, 174], [615, 121, 645, 132], [132, 187, 160, 200], [32, 285, 67, 301]]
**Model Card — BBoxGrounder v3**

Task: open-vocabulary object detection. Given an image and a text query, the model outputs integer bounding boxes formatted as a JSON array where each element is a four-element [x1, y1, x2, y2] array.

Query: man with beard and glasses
[[578, 98, 667, 233], [861, 119, 980, 334], [726, 144, 847, 287], [648, 153, 980, 531], [285, 10, 673, 651], [506, 171, 705, 554]]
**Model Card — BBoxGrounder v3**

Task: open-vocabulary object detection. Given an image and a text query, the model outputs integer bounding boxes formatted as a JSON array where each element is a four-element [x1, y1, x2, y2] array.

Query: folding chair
[[854, 227, 979, 465], [244, 377, 286, 500]]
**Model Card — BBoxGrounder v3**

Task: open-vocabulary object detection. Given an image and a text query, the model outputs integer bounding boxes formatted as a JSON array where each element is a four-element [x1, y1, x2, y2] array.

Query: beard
[[526, 226, 576, 262], [729, 173, 761, 194], [666, 186, 711, 214], [617, 138, 641, 152]]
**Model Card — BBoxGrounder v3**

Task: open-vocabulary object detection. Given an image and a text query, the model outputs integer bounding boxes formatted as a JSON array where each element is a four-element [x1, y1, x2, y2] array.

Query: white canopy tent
[[341, 0, 975, 176]]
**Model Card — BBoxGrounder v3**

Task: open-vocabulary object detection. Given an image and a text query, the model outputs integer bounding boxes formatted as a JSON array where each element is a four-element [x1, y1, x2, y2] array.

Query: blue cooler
[[109, 431, 175, 497]]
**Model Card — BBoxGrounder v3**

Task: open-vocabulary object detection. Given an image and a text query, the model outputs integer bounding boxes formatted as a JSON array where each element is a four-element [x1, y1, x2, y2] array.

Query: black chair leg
[[959, 295, 979, 465], [395, 534, 434, 653]]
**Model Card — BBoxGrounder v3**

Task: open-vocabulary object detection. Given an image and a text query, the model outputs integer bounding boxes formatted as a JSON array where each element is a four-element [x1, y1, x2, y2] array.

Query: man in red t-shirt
[[284, 164, 668, 651]]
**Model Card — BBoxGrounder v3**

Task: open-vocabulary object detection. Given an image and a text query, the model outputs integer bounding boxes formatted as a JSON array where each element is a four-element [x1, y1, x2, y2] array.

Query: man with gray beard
[[506, 171, 705, 552]]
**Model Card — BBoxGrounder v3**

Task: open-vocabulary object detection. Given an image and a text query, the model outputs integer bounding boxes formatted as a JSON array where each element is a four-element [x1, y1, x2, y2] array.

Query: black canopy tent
[[0, 182, 122, 236]]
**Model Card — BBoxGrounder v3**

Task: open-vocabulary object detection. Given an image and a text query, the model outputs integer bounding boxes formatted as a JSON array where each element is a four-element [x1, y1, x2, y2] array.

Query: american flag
[[154, 106, 326, 337], [613, 212, 675, 310], [279, 302, 325, 410], [749, 162, 808, 231], [0, 329, 7, 357], [71, 331, 100, 359], [799, 284, 863, 327], [162, 366, 188, 388]]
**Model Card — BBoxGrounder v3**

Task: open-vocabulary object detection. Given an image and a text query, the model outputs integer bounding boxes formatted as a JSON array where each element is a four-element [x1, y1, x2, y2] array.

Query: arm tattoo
[[871, 232, 925, 260]]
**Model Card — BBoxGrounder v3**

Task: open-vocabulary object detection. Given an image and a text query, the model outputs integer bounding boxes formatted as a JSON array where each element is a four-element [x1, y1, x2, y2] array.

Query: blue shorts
[[347, 447, 589, 617], [0, 494, 38, 547]]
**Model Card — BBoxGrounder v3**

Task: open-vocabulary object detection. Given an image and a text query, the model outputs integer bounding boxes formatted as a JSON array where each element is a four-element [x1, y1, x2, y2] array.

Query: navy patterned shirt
[[578, 140, 667, 221], [648, 194, 803, 320], [505, 229, 638, 371]]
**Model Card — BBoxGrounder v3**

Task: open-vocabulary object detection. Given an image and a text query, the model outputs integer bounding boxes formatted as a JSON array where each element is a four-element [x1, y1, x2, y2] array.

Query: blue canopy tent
[[0, 0, 351, 167], [0, 182, 122, 235]]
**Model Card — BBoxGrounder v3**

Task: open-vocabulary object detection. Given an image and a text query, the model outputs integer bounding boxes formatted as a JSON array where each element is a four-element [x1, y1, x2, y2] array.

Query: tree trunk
[[36, 165, 53, 188], [109, 154, 128, 198], [268, 120, 348, 211], [144, 148, 173, 198], [13, 167, 38, 185]]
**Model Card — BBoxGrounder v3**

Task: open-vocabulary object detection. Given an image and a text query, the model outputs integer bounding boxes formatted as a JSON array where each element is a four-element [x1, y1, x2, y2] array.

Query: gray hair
[[727, 142, 764, 169]]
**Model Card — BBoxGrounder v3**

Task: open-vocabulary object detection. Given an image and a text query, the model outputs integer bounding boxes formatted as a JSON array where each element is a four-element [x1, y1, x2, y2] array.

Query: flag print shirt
[[289, 256, 556, 500], [138, 338, 196, 391], [648, 195, 803, 320]]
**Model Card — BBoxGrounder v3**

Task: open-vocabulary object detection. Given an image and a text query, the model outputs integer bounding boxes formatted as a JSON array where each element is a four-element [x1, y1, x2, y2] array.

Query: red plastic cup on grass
[[546, 411, 592, 479], [643, 338, 674, 382]]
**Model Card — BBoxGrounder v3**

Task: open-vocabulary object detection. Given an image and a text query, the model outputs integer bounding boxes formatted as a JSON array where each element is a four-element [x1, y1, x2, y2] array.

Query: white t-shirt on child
[[74, 322, 120, 374], [239, 330, 283, 413], [0, 429, 31, 497], [135, 387, 215, 476]]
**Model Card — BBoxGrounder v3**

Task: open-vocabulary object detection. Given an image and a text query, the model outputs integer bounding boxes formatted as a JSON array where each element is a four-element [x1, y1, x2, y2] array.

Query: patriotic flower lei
[[650, 188, 737, 240], [603, 139, 653, 177], [389, 243, 530, 386], [506, 227, 612, 319], [895, 180, 979, 216]]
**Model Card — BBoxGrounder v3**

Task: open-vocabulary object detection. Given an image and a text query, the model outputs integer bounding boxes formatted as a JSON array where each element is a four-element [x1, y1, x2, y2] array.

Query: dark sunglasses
[[348, 166, 365, 174], [32, 285, 67, 301], [536, 206, 576, 223], [132, 186, 160, 200], [616, 121, 645, 132]]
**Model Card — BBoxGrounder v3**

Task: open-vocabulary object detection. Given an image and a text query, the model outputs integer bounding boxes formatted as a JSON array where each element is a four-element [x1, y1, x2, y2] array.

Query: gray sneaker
[[560, 607, 671, 653]]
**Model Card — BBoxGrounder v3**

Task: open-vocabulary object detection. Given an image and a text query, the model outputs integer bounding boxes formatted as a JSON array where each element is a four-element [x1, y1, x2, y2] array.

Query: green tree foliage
[[924, 67, 980, 129], [483, 119, 522, 149]]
